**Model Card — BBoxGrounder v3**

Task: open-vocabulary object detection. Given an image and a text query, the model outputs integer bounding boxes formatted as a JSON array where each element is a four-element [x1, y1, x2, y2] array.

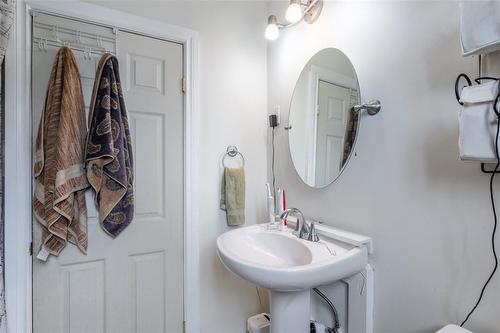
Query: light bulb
[[285, 0, 303, 23], [265, 24, 279, 40], [265, 15, 279, 40]]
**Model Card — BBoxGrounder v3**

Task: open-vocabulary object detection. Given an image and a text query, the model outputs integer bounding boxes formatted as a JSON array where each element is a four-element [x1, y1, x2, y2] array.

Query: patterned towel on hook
[[33, 47, 89, 260], [85, 53, 134, 237]]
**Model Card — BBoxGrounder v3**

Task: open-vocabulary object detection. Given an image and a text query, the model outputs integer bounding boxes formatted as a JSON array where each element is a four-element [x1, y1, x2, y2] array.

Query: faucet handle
[[307, 222, 320, 242]]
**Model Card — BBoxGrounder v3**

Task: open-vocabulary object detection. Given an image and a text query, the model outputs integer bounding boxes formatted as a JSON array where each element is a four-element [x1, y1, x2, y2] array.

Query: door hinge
[[29, 242, 33, 256], [182, 77, 186, 93], [182, 320, 186, 333]]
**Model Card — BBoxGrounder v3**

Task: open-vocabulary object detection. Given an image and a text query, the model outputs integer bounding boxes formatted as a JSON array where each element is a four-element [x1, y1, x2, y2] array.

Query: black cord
[[460, 81, 500, 327]]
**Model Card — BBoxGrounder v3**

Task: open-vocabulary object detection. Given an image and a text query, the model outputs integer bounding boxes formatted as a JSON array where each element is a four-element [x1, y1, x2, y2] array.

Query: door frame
[[4, 1, 200, 332]]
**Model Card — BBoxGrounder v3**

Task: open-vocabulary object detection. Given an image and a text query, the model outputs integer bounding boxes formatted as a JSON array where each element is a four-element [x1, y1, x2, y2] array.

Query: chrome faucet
[[279, 208, 319, 242]]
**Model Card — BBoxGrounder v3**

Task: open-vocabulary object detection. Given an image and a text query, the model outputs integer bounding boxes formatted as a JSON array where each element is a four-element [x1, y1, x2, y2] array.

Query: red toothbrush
[[283, 189, 287, 226]]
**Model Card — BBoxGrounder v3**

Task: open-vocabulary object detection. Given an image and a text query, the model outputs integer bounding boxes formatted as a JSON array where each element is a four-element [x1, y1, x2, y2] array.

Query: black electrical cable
[[313, 288, 340, 332], [460, 80, 500, 328]]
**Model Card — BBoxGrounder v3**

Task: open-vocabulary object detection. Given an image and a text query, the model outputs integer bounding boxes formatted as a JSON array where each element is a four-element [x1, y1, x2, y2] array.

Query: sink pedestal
[[269, 289, 310, 333]]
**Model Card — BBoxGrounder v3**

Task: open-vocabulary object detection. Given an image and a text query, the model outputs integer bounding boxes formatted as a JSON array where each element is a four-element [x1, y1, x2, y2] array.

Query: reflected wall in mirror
[[288, 48, 360, 188]]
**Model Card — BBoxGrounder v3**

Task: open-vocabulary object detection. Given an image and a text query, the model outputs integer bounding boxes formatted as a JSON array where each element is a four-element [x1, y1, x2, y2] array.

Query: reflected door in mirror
[[315, 80, 350, 186]]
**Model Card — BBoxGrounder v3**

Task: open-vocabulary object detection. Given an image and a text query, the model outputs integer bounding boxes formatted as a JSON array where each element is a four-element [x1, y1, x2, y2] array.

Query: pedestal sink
[[216, 223, 372, 332]]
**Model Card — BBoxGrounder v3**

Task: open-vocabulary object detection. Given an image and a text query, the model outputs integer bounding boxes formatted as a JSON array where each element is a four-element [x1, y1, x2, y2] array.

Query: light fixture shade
[[265, 15, 279, 40], [285, 0, 303, 23]]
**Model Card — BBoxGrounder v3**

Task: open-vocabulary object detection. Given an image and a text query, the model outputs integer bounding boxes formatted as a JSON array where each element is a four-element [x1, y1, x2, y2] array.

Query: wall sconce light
[[265, 15, 280, 40], [265, 0, 323, 40], [285, 0, 303, 23]]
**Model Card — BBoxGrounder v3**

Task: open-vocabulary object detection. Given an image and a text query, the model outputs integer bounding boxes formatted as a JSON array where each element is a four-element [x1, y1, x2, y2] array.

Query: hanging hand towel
[[86, 53, 134, 237], [460, 0, 500, 56], [220, 167, 245, 226], [33, 47, 89, 261]]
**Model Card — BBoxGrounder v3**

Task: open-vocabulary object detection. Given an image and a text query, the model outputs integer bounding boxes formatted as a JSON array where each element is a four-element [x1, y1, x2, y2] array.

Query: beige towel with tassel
[[33, 47, 89, 261], [220, 167, 245, 226]]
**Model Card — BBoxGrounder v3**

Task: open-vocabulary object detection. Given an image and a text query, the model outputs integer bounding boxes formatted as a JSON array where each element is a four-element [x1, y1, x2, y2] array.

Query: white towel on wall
[[461, 0, 500, 56], [459, 80, 499, 162]]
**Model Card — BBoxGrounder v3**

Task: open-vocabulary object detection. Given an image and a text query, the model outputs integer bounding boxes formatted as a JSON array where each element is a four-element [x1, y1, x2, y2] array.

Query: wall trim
[[4, 1, 200, 332]]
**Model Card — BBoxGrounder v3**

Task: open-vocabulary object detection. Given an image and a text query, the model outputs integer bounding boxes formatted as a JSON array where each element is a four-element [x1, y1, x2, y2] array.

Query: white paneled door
[[32, 17, 184, 333], [314, 80, 350, 186]]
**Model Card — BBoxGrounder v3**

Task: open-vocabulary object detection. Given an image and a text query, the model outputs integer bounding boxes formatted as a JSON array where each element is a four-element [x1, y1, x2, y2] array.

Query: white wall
[[85, 1, 269, 332], [268, 1, 500, 332], [27, 1, 500, 332]]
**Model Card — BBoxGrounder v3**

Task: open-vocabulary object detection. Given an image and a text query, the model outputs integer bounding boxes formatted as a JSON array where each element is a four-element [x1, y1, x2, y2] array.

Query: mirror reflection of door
[[314, 80, 350, 187]]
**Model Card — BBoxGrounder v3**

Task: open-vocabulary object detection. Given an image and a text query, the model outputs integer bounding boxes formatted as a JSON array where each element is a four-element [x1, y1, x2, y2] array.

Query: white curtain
[[0, 0, 14, 332]]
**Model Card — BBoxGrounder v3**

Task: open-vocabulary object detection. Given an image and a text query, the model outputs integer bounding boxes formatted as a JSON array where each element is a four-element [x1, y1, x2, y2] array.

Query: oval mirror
[[288, 48, 361, 188]]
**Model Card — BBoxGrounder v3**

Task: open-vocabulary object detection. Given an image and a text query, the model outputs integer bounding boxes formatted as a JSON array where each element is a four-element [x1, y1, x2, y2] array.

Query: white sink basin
[[217, 224, 368, 291], [216, 223, 371, 332]]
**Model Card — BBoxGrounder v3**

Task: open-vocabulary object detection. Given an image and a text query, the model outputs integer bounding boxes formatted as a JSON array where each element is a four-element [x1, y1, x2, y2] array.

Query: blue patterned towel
[[85, 53, 134, 237]]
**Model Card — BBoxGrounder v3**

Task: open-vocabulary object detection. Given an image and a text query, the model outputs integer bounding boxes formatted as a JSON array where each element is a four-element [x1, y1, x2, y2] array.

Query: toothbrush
[[282, 189, 287, 226], [266, 183, 275, 225]]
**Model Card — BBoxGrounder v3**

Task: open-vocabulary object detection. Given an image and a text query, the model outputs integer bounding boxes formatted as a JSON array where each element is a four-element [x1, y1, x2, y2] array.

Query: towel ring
[[223, 145, 245, 167]]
